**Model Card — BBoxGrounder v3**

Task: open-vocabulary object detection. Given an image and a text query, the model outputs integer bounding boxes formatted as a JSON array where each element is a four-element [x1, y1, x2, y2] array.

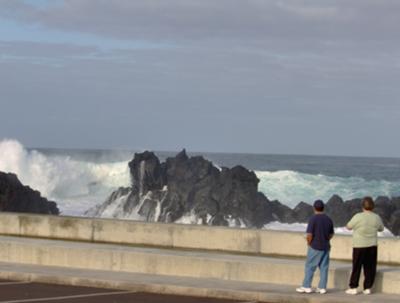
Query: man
[[296, 200, 334, 294], [345, 196, 384, 295]]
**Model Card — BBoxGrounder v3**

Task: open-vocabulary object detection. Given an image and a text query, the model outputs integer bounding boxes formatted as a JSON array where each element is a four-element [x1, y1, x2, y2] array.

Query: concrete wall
[[0, 212, 399, 264], [0, 235, 344, 288]]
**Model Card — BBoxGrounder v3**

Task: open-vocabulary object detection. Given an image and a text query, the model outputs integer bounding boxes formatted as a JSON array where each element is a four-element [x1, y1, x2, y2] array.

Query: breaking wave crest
[[0, 139, 130, 215], [1, 139, 400, 217], [257, 170, 400, 207]]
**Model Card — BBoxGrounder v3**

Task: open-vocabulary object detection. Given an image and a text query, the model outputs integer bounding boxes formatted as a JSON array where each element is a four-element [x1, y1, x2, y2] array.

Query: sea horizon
[[29, 145, 400, 161], [1, 139, 398, 237]]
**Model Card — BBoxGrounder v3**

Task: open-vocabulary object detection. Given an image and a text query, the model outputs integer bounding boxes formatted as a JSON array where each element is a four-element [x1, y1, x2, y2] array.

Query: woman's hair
[[362, 196, 375, 211]]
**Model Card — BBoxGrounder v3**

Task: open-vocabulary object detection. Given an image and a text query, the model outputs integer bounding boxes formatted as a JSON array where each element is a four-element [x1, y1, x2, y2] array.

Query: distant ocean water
[[1, 139, 400, 219]]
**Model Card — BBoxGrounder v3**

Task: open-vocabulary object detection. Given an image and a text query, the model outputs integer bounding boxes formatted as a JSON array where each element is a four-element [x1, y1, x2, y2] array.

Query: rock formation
[[88, 150, 400, 236], [88, 150, 272, 227], [0, 171, 59, 215]]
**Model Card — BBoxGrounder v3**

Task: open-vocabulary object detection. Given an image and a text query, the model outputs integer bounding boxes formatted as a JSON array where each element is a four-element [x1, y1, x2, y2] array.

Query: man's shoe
[[345, 288, 358, 295], [296, 286, 313, 293], [363, 289, 371, 295], [316, 288, 327, 294]]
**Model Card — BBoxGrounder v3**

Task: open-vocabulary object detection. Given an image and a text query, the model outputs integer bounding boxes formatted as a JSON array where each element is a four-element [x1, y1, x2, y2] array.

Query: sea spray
[[2, 139, 400, 219], [0, 139, 130, 215], [262, 222, 393, 236], [257, 170, 400, 207]]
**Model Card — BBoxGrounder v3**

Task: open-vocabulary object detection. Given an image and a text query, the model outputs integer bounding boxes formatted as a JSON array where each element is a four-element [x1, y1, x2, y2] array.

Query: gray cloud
[[1, 37, 399, 154], [0, 1, 400, 156], [1, 0, 400, 42], [0, 40, 98, 58]]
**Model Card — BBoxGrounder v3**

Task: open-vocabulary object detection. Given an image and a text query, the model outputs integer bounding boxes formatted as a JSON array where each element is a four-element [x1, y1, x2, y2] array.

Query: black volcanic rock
[[0, 172, 59, 215], [325, 196, 366, 227], [128, 151, 166, 194], [265, 200, 296, 223], [209, 213, 229, 226], [293, 202, 314, 223], [325, 195, 348, 226], [374, 196, 396, 222], [388, 210, 400, 236], [344, 198, 364, 217], [89, 149, 273, 228], [324, 196, 400, 236], [392, 197, 400, 210], [88, 150, 400, 236], [85, 186, 131, 218], [160, 150, 220, 222]]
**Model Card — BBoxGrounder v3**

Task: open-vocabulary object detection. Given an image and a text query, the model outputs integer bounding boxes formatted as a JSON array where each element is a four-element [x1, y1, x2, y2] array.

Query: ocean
[[0, 139, 399, 235]]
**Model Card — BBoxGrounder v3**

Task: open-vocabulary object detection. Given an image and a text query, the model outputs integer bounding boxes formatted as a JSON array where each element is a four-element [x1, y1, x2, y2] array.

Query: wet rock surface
[[88, 150, 400, 235], [0, 171, 59, 215]]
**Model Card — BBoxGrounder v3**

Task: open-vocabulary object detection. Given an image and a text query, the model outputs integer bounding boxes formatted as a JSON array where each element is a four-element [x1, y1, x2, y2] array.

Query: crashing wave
[[257, 170, 400, 208], [0, 139, 130, 215], [1, 139, 400, 236]]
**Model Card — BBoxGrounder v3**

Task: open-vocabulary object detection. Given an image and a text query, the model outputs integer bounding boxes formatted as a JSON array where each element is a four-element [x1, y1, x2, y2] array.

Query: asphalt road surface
[[0, 280, 258, 303]]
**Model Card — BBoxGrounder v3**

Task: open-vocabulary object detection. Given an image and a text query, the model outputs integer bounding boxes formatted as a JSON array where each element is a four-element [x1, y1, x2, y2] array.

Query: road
[[0, 280, 258, 303]]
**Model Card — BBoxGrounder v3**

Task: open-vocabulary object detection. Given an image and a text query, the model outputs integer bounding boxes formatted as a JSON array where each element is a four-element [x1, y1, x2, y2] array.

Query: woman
[[345, 196, 384, 295]]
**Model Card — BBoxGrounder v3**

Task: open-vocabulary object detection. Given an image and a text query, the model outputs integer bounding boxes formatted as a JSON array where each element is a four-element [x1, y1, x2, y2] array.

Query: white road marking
[[0, 290, 136, 303], [0, 282, 32, 286]]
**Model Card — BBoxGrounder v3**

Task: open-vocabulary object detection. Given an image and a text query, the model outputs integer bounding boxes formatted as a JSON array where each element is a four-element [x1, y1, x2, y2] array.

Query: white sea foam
[[175, 212, 205, 225], [0, 139, 130, 215], [2, 138, 400, 233], [99, 191, 129, 218], [263, 221, 393, 237], [256, 170, 400, 208]]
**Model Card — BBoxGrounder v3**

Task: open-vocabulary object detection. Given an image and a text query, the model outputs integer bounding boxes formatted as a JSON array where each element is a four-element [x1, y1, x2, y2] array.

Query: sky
[[0, 0, 399, 157]]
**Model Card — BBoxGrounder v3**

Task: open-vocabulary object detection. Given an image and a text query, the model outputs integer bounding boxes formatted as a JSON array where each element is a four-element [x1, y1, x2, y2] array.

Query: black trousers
[[349, 246, 378, 289]]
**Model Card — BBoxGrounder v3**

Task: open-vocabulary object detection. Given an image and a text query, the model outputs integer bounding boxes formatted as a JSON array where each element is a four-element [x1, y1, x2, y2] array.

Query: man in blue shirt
[[296, 200, 334, 294]]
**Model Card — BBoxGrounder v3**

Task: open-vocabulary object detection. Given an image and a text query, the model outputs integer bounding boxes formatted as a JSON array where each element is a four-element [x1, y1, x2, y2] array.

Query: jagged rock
[[138, 189, 168, 221], [85, 186, 131, 218], [89, 150, 273, 227], [374, 196, 396, 222], [210, 165, 264, 227], [159, 151, 220, 222], [209, 213, 229, 226], [252, 193, 274, 227], [325, 196, 400, 235], [0, 172, 59, 215], [266, 200, 296, 223], [391, 197, 400, 210], [138, 198, 157, 221], [87, 150, 400, 236], [388, 210, 400, 236], [128, 151, 165, 194], [293, 202, 314, 223], [326, 195, 362, 224], [325, 195, 348, 226], [345, 198, 363, 215]]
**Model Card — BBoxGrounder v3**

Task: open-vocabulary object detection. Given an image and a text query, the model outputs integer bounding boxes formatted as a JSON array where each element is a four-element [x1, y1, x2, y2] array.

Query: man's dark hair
[[362, 196, 375, 211], [313, 199, 324, 212]]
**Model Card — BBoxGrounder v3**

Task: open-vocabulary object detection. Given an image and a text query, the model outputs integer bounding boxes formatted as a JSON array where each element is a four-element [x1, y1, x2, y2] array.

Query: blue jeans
[[302, 247, 330, 289]]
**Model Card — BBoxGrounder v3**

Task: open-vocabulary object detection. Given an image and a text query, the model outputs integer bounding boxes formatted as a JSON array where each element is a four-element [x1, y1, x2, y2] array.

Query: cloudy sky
[[0, 0, 399, 157]]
